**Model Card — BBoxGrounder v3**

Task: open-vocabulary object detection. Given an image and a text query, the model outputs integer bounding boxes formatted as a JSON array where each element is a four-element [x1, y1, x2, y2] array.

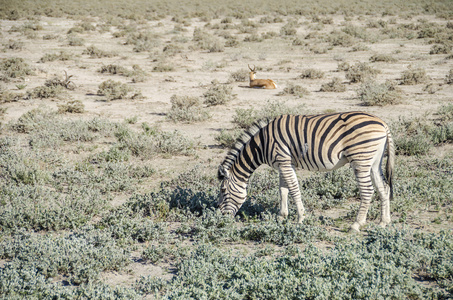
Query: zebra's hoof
[[350, 223, 361, 233], [378, 221, 390, 228]]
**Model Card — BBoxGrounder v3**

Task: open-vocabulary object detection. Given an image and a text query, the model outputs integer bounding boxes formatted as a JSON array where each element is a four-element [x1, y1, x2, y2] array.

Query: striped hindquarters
[[267, 112, 388, 171]]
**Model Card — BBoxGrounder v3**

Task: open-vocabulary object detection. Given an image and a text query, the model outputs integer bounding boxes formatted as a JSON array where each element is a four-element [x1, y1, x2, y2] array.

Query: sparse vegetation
[[0, 1, 452, 298]]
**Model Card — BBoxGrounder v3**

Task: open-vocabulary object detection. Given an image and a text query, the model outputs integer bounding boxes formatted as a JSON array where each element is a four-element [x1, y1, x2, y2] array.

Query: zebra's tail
[[385, 127, 395, 201]]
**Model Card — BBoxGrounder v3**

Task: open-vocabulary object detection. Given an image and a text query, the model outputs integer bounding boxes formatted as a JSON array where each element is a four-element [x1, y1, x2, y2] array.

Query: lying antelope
[[248, 65, 277, 89]]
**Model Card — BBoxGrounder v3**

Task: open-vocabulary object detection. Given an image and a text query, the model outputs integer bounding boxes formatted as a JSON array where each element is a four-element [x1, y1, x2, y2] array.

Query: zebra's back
[[264, 112, 389, 171]]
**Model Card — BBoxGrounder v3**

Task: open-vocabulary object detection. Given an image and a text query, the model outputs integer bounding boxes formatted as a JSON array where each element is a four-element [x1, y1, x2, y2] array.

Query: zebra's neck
[[229, 141, 264, 183]]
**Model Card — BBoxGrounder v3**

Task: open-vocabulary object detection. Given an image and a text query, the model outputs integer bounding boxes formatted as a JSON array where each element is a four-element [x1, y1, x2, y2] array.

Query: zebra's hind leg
[[350, 165, 375, 232], [371, 159, 391, 228], [278, 171, 289, 220], [279, 164, 305, 223]]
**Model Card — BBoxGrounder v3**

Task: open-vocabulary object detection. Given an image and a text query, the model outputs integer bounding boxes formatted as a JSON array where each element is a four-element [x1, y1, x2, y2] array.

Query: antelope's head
[[248, 64, 257, 80]]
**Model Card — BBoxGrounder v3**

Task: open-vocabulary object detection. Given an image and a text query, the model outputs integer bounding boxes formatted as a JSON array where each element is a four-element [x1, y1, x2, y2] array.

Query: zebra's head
[[217, 165, 247, 216]]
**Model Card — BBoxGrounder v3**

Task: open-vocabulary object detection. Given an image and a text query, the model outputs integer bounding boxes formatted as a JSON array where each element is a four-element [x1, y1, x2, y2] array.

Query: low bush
[[215, 128, 243, 148], [299, 68, 325, 79], [39, 51, 73, 63], [445, 69, 453, 84], [0, 57, 34, 81], [57, 100, 85, 114], [83, 45, 116, 58], [97, 80, 132, 101], [400, 67, 429, 85], [357, 80, 402, 106], [232, 100, 306, 129], [229, 69, 249, 82], [369, 53, 397, 62], [320, 77, 346, 92], [193, 28, 224, 52], [278, 83, 309, 98], [346, 62, 381, 83], [203, 82, 235, 106], [167, 94, 211, 123]]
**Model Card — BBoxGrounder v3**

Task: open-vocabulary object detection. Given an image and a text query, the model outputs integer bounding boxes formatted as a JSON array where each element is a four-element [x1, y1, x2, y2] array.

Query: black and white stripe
[[218, 112, 395, 232]]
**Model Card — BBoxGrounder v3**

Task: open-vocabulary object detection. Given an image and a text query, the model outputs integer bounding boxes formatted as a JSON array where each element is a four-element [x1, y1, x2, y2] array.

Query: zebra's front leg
[[279, 164, 305, 223]]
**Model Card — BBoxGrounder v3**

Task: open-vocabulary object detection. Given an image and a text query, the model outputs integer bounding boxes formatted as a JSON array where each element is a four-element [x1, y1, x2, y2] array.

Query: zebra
[[218, 112, 395, 232]]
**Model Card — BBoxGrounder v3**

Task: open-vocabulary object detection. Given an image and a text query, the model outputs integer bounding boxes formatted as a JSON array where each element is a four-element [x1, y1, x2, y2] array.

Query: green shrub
[[278, 83, 309, 98], [0, 230, 130, 285], [27, 85, 64, 99], [215, 128, 243, 148], [125, 31, 161, 52], [67, 33, 84, 46], [229, 69, 249, 82], [326, 30, 355, 47], [0, 57, 34, 81], [83, 45, 116, 58], [203, 82, 235, 106], [400, 68, 429, 85], [299, 68, 325, 79], [346, 62, 380, 83], [167, 94, 211, 123], [39, 50, 73, 62], [57, 100, 85, 114], [430, 44, 451, 55], [369, 53, 397, 62], [437, 103, 453, 122], [320, 77, 346, 92], [193, 28, 224, 52], [0, 88, 23, 103], [232, 100, 306, 129], [97, 79, 132, 101], [445, 69, 453, 84], [357, 80, 402, 106]]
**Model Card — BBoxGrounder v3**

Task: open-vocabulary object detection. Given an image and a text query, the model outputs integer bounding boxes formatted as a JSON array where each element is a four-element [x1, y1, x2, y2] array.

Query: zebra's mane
[[220, 118, 271, 171]]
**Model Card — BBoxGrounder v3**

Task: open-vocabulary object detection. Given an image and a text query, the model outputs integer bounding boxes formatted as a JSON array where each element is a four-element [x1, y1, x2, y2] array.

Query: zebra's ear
[[218, 165, 229, 180]]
